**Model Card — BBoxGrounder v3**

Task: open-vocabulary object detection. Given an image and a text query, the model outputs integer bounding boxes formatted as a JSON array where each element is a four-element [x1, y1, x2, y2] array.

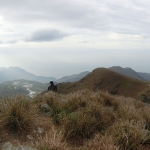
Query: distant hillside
[[0, 79, 48, 98], [108, 66, 146, 81], [0, 67, 56, 83], [56, 71, 89, 83], [58, 68, 150, 99], [138, 72, 150, 81]]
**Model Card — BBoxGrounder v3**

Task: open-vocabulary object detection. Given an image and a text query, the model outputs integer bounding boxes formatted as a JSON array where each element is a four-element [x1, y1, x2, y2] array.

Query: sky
[[0, 0, 150, 78]]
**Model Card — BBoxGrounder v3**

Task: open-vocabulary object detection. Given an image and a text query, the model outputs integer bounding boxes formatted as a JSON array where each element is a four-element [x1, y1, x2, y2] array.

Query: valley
[[0, 80, 48, 98]]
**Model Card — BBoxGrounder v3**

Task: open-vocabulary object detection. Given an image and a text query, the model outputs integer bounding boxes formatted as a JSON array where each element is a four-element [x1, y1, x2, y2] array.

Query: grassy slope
[[0, 91, 150, 150], [1, 69, 150, 149], [58, 68, 150, 98]]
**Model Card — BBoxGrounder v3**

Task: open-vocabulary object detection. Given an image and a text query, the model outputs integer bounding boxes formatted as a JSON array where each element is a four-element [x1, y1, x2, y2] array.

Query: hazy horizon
[[1, 0, 150, 78], [0, 65, 150, 79]]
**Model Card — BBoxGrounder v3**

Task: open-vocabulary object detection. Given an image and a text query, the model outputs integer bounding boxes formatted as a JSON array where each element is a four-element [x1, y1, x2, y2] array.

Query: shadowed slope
[[109, 66, 146, 81], [58, 68, 150, 98], [56, 71, 89, 83]]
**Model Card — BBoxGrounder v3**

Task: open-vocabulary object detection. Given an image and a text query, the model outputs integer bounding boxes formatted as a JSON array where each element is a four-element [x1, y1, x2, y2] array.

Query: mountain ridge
[[138, 72, 150, 81], [55, 71, 89, 83], [0, 66, 56, 83], [58, 68, 150, 100], [1, 66, 150, 85], [108, 66, 146, 81]]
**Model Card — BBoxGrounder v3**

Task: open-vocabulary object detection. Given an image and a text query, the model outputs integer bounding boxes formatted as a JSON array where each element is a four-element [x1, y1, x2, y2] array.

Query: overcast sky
[[0, 0, 150, 78]]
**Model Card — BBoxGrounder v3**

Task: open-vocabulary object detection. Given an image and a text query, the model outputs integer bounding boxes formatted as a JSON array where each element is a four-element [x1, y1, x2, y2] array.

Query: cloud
[[24, 29, 68, 42], [5, 39, 18, 44], [0, 39, 18, 45], [1, 0, 150, 77], [142, 34, 150, 39], [1, 0, 150, 35]]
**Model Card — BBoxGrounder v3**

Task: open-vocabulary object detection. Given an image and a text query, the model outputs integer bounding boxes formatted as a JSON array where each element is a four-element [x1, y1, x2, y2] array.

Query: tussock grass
[[38, 90, 150, 149], [142, 107, 150, 130], [76, 134, 119, 150], [108, 120, 148, 150], [64, 111, 97, 140], [0, 95, 35, 134], [1, 90, 150, 149], [32, 126, 68, 150]]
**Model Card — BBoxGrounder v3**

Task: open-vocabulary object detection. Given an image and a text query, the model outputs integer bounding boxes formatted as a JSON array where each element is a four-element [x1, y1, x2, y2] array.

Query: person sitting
[[48, 81, 57, 92]]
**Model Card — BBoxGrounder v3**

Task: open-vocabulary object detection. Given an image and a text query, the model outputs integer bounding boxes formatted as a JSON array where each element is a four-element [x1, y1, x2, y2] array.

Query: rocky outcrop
[[2, 142, 38, 150], [40, 103, 51, 113]]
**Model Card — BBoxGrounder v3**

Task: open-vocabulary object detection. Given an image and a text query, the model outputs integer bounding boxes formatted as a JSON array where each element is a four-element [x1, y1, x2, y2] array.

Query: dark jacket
[[48, 81, 57, 92]]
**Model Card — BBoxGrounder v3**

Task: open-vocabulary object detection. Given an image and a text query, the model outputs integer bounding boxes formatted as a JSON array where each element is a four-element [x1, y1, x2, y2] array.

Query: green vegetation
[[0, 84, 29, 98], [0, 90, 150, 149]]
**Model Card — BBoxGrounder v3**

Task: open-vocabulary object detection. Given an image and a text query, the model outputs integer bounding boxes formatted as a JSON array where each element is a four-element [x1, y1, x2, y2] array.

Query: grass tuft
[[109, 120, 149, 150], [32, 126, 67, 150], [1, 95, 35, 134]]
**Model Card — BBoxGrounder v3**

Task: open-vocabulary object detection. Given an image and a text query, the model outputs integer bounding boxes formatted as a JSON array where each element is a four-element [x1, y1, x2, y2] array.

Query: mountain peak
[[0, 66, 56, 83], [108, 66, 146, 81], [58, 68, 150, 98]]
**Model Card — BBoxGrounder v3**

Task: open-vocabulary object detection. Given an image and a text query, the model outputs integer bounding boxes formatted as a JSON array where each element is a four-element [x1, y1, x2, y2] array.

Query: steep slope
[[108, 66, 146, 81], [56, 71, 89, 83], [0, 67, 56, 83], [58, 68, 150, 98]]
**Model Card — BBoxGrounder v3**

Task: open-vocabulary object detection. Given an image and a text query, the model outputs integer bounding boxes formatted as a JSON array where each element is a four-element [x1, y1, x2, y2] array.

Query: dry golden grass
[[108, 120, 148, 150], [0, 95, 35, 134], [32, 125, 68, 150], [58, 68, 150, 99], [76, 134, 119, 150], [1, 90, 150, 150]]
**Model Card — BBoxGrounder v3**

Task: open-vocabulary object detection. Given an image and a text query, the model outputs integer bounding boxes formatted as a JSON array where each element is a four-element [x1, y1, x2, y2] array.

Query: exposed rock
[[40, 103, 51, 113], [17, 145, 38, 150], [27, 135, 34, 140], [2, 142, 16, 150], [37, 127, 44, 134], [2, 142, 38, 150]]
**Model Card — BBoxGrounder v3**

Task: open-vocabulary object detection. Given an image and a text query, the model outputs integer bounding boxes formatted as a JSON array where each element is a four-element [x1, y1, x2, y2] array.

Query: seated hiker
[[48, 81, 57, 92]]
